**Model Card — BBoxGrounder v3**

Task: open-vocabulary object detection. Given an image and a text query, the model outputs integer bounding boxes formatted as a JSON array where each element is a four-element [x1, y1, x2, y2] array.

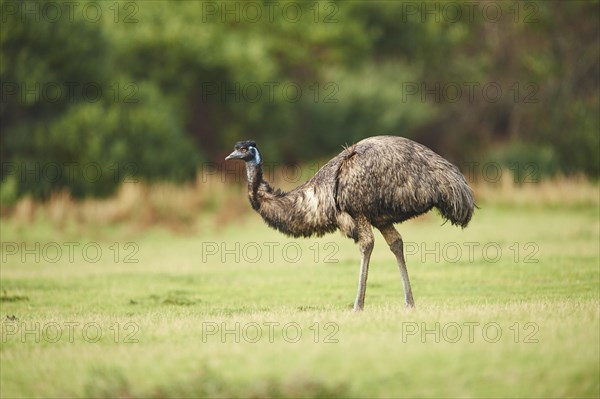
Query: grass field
[[1, 189, 599, 398]]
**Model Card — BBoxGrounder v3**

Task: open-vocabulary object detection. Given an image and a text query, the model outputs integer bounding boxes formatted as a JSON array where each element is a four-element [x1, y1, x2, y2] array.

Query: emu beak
[[225, 151, 237, 160]]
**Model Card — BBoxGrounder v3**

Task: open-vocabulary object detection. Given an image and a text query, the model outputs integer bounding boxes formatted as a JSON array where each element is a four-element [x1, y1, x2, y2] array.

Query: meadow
[[1, 176, 599, 398]]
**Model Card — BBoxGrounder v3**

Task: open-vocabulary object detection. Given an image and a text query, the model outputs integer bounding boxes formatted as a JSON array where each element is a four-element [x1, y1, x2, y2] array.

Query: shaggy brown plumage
[[225, 136, 474, 310]]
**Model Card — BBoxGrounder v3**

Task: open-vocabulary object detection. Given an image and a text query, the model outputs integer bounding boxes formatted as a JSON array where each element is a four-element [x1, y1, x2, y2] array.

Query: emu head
[[225, 140, 261, 164]]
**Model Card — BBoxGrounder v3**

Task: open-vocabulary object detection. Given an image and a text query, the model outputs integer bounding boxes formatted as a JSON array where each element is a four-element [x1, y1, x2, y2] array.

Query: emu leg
[[378, 225, 415, 308], [353, 218, 374, 311]]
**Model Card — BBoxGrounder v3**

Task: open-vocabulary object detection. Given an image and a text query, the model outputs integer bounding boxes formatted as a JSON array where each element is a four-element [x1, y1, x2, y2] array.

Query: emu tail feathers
[[436, 173, 474, 228]]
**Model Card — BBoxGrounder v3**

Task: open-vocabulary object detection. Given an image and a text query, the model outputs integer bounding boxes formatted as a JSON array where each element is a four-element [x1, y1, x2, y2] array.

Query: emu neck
[[245, 161, 269, 210], [243, 160, 338, 238]]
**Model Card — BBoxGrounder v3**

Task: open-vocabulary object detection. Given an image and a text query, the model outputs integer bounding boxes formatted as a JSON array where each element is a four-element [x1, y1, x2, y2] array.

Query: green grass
[[1, 203, 599, 398]]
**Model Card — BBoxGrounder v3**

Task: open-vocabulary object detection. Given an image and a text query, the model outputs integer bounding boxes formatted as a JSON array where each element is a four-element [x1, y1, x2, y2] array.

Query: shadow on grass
[[0, 293, 29, 302], [128, 291, 201, 306], [84, 365, 349, 399]]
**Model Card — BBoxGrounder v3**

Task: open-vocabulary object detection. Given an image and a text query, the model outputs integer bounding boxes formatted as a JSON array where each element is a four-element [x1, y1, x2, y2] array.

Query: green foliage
[[1, 0, 199, 198], [302, 63, 435, 153], [1, 0, 598, 199], [488, 141, 561, 182]]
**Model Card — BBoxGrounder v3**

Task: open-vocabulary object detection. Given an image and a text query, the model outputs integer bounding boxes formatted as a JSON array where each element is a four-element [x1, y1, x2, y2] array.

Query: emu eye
[[241, 148, 247, 153]]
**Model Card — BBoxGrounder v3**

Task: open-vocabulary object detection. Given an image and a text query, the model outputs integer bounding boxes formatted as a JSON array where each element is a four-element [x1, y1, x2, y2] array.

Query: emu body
[[225, 136, 474, 310]]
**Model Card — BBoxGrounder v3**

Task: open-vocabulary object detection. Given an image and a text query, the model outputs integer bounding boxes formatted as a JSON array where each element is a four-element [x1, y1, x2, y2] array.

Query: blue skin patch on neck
[[249, 146, 261, 165]]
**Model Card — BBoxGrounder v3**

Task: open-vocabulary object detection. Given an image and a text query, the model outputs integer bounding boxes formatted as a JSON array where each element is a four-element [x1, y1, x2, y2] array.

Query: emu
[[225, 136, 474, 311]]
